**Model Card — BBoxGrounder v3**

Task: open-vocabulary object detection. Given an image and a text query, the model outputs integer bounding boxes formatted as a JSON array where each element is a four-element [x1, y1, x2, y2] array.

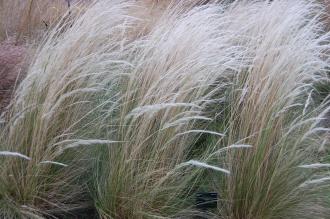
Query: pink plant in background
[[0, 38, 27, 111]]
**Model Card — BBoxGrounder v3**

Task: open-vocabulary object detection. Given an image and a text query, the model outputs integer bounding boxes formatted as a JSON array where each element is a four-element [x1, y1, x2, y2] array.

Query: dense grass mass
[[0, 0, 329, 218]]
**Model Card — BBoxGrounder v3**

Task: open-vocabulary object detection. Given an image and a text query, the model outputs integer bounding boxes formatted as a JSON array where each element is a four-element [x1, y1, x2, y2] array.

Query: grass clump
[[179, 1, 330, 218], [0, 0, 329, 218]]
